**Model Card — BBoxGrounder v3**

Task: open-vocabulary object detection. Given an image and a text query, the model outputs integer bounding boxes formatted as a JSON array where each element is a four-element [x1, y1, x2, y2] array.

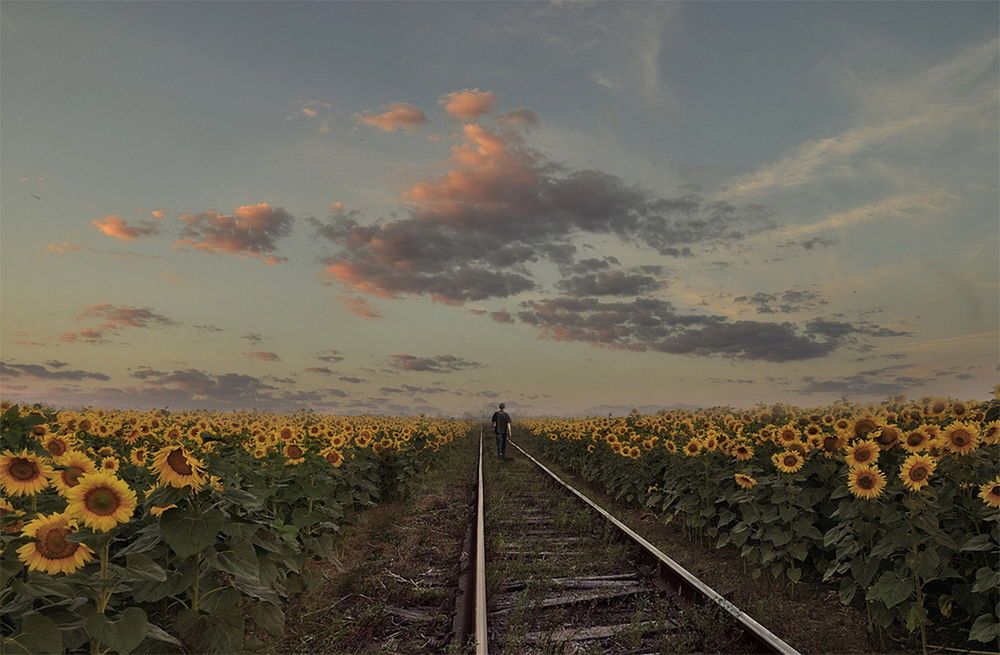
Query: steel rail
[[474, 427, 488, 654], [510, 438, 801, 655]]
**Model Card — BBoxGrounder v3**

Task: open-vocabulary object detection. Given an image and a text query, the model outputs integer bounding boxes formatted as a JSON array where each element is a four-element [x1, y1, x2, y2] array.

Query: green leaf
[[4, 613, 64, 655], [787, 567, 802, 583], [969, 613, 1000, 643], [85, 608, 148, 655], [960, 533, 993, 552], [250, 603, 285, 637], [215, 538, 260, 582], [905, 602, 927, 633], [160, 507, 226, 558], [972, 566, 1000, 594], [872, 571, 912, 609], [124, 553, 167, 582], [144, 622, 182, 647]]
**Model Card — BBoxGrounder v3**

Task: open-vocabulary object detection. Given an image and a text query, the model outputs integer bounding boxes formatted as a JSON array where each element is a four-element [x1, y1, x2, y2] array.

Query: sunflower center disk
[[166, 449, 194, 475], [62, 468, 84, 487], [85, 487, 122, 516], [859, 476, 875, 490], [9, 458, 40, 481], [39, 526, 79, 559]]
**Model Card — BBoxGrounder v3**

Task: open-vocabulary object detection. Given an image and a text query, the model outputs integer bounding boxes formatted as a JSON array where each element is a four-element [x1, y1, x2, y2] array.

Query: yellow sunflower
[[16, 513, 95, 575], [99, 457, 120, 472], [982, 421, 1000, 445], [150, 503, 177, 517], [850, 415, 882, 440], [283, 443, 306, 465], [48, 450, 97, 496], [65, 471, 137, 532], [41, 434, 71, 459], [733, 444, 754, 461], [150, 445, 207, 490], [321, 448, 345, 467], [942, 421, 980, 456], [844, 440, 880, 468], [129, 447, 149, 467], [875, 425, 902, 450], [0, 449, 52, 496], [847, 465, 886, 500], [899, 454, 936, 492], [978, 477, 1000, 508], [734, 473, 757, 489], [772, 449, 805, 473], [684, 438, 703, 456], [901, 428, 930, 453]]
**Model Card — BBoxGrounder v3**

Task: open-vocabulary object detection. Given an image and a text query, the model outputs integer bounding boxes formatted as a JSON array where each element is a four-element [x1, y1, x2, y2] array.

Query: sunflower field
[[521, 395, 1000, 650], [0, 402, 472, 654]]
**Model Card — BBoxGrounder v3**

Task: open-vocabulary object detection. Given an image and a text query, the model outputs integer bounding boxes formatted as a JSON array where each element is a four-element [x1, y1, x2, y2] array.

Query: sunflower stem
[[191, 552, 202, 612]]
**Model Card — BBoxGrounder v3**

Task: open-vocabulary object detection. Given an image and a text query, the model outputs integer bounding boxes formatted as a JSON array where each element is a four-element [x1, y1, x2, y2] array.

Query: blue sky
[[2, 1, 997, 416]]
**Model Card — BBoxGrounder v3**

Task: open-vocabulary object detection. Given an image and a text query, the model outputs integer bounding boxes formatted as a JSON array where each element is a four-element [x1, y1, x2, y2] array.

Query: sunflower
[[100, 457, 120, 472], [925, 398, 949, 417], [65, 471, 137, 532], [845, 440, 880, 468], [821, 432, 847, 454], [129, 448, 148, 467], [978, 477, 1000, 508], [734, 473, 757, 489], [772, 450, 805, 473], [899, 454, 936, 492], [283, 443, 306, 466], [897, 429, 926, 455], [733, 444, 754, 461], [847, 465, 886, 500], [48, 450, 97, 496], [663, 440, 678, 454], [776, 425, 800, 447], [150, 503, 177, 517], [41, 434, 71, 459], [684, 438, 703, 456], [16, 513, 95, 575], [0, 449, 52, 496], [875, 425, 902, 450], [850, 415, 882, 440], [982, 421, 1000, 445], [150, 445, 207, 490], [942, 422, 980, 456]]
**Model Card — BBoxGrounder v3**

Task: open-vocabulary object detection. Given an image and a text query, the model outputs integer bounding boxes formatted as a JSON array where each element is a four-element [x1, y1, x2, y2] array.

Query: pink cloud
[[46, 242, 82, 254], [337, 295, 383, 319], [151, 210, 166, 219], [91, 215, 159, 241], [241, 351, 281, 362], [354, 102, 428, 133], [439, 89, 498, 120], [175, 203, 293, 263]]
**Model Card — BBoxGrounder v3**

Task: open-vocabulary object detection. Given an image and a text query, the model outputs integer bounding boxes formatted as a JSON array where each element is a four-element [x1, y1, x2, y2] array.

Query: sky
[[1, 1, 997, 417]]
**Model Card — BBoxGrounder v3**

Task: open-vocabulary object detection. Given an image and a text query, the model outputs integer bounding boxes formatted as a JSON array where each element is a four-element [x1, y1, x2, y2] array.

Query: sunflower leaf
[[159, 508, 225, 558], [4, 613, 64, 655]]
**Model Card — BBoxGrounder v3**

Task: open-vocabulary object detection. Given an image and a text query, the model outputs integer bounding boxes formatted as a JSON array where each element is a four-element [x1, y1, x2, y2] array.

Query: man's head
[[499, 403, 505, 409]]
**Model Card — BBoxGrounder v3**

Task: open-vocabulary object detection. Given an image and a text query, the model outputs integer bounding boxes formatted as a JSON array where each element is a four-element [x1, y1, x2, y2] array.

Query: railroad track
[[456, 428, 800, 655]]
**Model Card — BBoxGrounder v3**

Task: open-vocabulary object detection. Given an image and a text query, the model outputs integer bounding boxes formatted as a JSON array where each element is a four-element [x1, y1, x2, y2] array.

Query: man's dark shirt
[[492, 410, 511, 435]]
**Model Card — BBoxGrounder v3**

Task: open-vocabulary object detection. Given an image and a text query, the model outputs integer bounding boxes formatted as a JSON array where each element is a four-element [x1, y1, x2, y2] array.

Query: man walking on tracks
[[491, 403, 511, 458]]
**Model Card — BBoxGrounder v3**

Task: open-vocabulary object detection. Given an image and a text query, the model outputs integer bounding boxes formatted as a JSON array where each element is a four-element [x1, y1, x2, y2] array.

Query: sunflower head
[[48, 450, 97, 496], [0, 449, 52, 496], [847, 465, 887, 500], [943, 421, 980, 456], [734, 473, 757, 489], [978, 477, 1000, 508], [851, 415, 882, 440], [899, 454, 936, 492], [684, 438, 702, 457], [845, 440, 880, 468], [16, 513, 95, 575], [65, 471, 137, 532], [982, 421, 1000, 445], [733, 444, 754, 461], [772, 449, 805, 474], [151, 445, 207, 490]]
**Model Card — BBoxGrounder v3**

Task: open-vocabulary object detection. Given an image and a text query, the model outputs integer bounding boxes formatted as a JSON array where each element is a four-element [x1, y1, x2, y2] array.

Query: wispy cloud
[[353, 102, 428, 133], [388, 354, 482, 373], [92, 215, 160, 241], [241, 351, 281, 362]]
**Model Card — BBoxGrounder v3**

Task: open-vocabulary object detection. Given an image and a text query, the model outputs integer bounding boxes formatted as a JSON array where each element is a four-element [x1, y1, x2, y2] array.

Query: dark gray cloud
[[732, 289, 828, 314], [555, 269, 663, 297], [316, 350, 344, 363], [490, 311, 515, 323], [242, 332, 263, 345], [60, 304, 178, 344], [44, 360, 69, 369], [305, 366, 334, 375], [1, 361, 111, 382], [339, 376, 367, 384], [389, 354, 483, 373], [313, 125, 771, 304], [708, 378, 755, 384], [798, 367, 930, 398], [379, 384, 448, 395], [516, 296, 906, 362]]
